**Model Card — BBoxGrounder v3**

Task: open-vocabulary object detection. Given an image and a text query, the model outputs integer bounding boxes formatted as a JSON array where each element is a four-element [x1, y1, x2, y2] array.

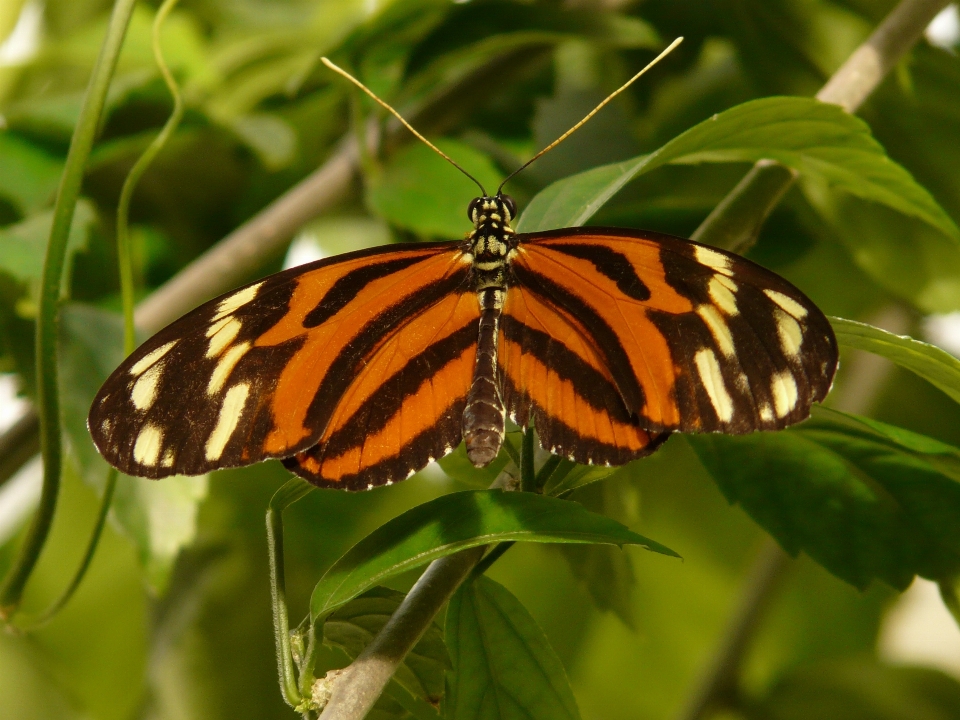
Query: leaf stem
[[0, 0, 138, 620], [267, 478, 316, 708], [520, 427, 536, 493]]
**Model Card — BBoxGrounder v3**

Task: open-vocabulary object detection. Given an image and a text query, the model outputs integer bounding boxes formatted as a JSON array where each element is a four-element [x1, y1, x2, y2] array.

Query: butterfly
[[87, 46, 838, 491], [88, 189, 837, 490]]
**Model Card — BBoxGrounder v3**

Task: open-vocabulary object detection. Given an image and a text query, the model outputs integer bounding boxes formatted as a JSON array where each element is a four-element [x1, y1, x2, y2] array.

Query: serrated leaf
[[444, 575, 581, 720], [367, 139, 501, 239], [310, 490, 678, 620], [831, 316, 960, 406], [59, 304, 207, 593], [689, 407, 960, 590], [517, 97, 960, 247]]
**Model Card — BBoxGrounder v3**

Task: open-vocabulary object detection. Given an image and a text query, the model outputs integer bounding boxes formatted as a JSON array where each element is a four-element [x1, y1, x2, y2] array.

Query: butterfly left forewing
[[512, 229, 837, 435], [89, 242, 469, 479]]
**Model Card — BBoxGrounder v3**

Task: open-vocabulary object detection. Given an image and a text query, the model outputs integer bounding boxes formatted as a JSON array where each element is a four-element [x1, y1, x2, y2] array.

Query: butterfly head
[[467, 194, 517, 229]]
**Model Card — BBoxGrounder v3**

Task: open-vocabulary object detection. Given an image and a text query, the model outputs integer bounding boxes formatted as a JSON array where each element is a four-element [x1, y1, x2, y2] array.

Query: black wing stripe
[[510, 264, 646, 415], [303, 255, 432, 327], [305, 272, 469, 434], [502, 375, 669, 467], [500, 316, 632, 419], [286, 397, 466, 491], [547, 243, 651, 301], [320, 322, 478, 457]]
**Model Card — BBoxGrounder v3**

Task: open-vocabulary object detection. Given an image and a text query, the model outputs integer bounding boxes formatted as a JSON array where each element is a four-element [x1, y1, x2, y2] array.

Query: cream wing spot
[[129, 341, 177, 377], [764, 289, 808, 319], [759, 403, 774, 422], [213, 281, 264, 321], [775, 309, 803, 358], [131, 364, 163, 411], [697, 304, 735, 357], [161, 449, 175, 468], [207, 342, 250, 395], [694, 348, 734, 423], [205, 383, 250, 461], [708, 276, 739, 316], [694, 245, 733, 276], [771, 372, 799, 418], [134, 424, 163, 466], [206, 316, 242, 358]]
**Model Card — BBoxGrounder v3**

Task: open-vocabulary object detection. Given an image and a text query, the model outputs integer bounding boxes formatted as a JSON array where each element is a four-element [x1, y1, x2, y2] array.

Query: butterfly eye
[[499, 194, 517, 221], [467, 198, 484, 222]]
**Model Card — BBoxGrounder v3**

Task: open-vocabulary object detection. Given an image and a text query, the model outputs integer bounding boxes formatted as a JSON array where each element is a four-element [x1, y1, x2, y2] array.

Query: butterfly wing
[[508, 228, 837, 441], [499, 279, 670, 467], [89, 242, 473, 484], [285, 289, 480, 490]]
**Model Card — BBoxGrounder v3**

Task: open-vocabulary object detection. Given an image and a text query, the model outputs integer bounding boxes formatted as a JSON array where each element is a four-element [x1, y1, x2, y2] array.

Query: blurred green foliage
[[2, 0, 960, 719]]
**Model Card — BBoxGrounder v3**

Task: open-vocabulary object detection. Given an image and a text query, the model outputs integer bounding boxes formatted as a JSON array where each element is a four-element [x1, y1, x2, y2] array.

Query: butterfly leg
[[463, 288, 506, 466]]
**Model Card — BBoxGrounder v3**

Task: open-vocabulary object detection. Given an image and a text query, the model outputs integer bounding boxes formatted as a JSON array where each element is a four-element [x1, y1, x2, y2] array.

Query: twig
[[693, 0, 950, 255], [316, 546, 487, 720]]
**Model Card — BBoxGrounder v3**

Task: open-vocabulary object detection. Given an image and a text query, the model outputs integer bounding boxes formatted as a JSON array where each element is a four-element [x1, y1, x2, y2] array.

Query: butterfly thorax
[[465, 195, 518, 294], [461, 194, 518, 466]]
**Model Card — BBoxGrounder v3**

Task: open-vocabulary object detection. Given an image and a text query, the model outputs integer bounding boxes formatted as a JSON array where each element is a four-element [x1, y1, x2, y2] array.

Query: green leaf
[[543, 458, 619, 496], [756, 658, 960, 720], [323, 586, 448, 714], [367, 139, 502, 239], [59, 304, 207, 593], [0, 200, 96, 302], [688, 407, 960, 590], [0, 132, 64, 215], [444, 575, 581, 720], [310, 490, 678, 620], [517, 97, 960, 245], [831, 316, 960, 406]]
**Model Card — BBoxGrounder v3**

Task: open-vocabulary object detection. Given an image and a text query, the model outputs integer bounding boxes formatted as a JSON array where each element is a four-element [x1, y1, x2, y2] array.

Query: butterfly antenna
[[322, 57, 489, 196], [496, 37, 683, 195]]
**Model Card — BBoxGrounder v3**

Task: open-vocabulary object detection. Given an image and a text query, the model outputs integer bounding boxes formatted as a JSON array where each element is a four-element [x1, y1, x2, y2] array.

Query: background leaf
[[689, 407, 960, 590]]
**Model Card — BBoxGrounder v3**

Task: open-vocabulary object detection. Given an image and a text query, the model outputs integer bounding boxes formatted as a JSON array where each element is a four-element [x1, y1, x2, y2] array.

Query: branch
[[693, 0, 950, 254], [316, 546, 487, 720]]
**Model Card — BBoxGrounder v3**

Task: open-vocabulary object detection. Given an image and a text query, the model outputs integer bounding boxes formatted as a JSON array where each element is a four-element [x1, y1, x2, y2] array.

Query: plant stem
[[675, 540, 789, 720], [316, 545, 487, 720], [0, 0, 138, 619], [14, 469, 119, 629], [267, 478, 316, 708], [116, 0, 184, 355], [520, 427, 536, 493], [692, 0, 950, 255]]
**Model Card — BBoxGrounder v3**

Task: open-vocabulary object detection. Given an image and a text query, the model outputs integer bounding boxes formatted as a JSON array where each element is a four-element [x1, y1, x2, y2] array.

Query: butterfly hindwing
[[286, 290, 480, 490], [511, 228, 837, 435], [499, 281, 669, 467], [89, 242, 471, 482]]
